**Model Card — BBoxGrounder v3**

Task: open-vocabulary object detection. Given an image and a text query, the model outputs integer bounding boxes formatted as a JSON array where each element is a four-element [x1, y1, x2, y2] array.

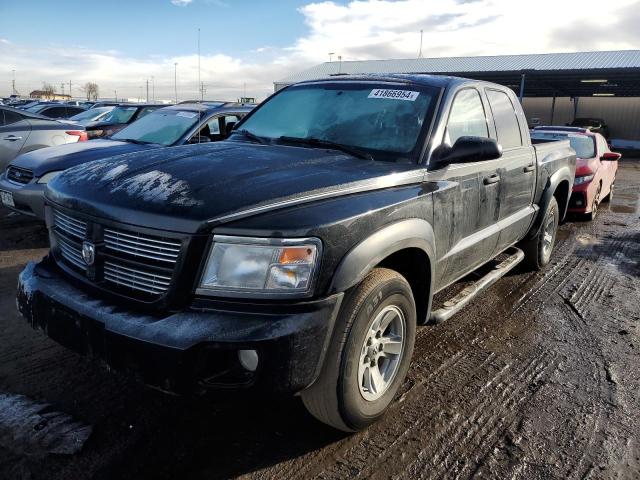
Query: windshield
[[111, 109, 201, 145], [101, 106, 138, 124], [68, 107, 113, 122], [26, 104, 49, 113], [237, 83, 439, 158], [531, 132, 596, 158]]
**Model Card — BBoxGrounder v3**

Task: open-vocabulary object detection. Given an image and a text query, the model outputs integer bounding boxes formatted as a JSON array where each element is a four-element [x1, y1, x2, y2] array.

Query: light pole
[[174, 62, 178, 104], [328, 52, 335, 62], [151, 76, 155, 102]]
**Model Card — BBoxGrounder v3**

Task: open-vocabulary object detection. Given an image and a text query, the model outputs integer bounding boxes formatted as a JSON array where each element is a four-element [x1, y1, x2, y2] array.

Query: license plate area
[[0, 190, 15, 208]]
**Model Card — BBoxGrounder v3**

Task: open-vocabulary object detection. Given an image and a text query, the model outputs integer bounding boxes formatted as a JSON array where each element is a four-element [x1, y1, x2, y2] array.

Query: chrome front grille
[[53, 209, 87, 240], [104, 261, 172, 295], [58, 236, 86, 270], [51, 208, 182, 299], [104, 228, 181, 264], [7, 166, 34, 184]]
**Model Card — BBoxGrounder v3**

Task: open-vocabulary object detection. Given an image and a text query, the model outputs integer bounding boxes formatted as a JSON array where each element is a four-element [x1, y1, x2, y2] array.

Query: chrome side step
[[429, 247, 525, 324]]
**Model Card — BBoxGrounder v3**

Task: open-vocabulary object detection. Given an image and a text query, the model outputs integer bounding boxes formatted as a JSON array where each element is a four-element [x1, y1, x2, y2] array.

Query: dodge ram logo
[[82, 241, 96, 266]]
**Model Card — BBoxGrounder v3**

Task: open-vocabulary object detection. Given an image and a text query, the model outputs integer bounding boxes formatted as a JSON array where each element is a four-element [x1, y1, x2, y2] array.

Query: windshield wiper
[[234, 129, 267, 144], [115, 138, 154, 145], [278, 136, 374, 161]]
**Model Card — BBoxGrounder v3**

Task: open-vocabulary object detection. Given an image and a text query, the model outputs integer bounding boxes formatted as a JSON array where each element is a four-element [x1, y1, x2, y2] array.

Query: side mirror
[[601, 152, 621, 161], [189, 135, 212, 144], [437, 136, 503, 165]]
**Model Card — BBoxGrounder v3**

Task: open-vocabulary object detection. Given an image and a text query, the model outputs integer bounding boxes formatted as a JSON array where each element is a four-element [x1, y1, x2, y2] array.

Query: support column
[[550, 95, 557, 125], [518, 73, 526, 102]]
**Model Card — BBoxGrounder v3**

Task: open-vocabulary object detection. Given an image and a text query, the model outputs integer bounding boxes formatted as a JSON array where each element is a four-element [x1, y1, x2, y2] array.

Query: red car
[[531, 127, 621, 219]]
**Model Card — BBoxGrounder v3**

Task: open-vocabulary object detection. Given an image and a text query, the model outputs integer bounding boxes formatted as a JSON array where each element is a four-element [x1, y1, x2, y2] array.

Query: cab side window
[[3, 110, 23, 126], [486, 89, 522, 149], [445, 89, 488, 145]]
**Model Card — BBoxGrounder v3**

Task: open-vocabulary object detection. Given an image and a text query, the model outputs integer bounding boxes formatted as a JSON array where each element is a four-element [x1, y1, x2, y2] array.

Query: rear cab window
[[485, 89, 522, 149]]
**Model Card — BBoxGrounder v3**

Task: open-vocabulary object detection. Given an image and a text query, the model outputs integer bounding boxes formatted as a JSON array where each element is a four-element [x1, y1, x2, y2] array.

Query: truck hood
[[11, 139, 159, 177], [46, 142, 421, 234]]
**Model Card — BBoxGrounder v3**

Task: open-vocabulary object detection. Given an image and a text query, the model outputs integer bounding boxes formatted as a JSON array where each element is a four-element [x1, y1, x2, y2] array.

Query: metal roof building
[[275, 50, 640, 98], [275, 50, 640, 143]]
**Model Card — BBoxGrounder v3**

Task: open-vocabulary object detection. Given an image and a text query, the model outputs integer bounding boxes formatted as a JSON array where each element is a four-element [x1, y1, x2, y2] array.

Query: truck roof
[[295, 73, 482, 89]]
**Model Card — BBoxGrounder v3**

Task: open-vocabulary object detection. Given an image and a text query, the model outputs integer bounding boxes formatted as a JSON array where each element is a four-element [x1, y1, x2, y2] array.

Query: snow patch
[[110, 170, 202, 206], [0, 393, 92, 457]]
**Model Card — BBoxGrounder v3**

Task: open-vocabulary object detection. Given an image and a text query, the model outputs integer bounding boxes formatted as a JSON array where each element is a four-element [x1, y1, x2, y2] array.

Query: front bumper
[[0, 176, 45, 218], [17, 257, 343, 394], [567, 180, 595, 213]]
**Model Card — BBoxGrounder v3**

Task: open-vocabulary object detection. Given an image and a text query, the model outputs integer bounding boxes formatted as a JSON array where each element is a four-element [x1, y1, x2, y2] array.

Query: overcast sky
[[1, 0, 639, 101]]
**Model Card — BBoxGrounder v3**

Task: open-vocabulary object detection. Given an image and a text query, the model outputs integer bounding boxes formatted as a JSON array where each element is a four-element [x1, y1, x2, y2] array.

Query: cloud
[[170, 0, 192, 6], [1, 0, 638, 100]]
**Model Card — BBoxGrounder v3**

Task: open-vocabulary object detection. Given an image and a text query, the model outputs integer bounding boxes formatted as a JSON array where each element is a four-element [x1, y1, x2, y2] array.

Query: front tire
[[301, 268, 416, 432], [520, 196, 559, 271]]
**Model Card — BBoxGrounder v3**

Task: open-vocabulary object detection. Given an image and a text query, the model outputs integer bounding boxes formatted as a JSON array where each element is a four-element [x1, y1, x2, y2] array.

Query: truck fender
[[527, 166, 573, 239], [328, 219, 436, 319]]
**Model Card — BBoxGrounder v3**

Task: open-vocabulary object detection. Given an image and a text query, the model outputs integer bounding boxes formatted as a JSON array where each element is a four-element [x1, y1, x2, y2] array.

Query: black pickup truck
[[17, 74, 575, 432]]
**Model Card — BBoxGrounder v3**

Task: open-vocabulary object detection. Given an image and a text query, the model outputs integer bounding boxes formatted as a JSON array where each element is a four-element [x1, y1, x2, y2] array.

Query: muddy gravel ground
[[1, 161, 639, 480]]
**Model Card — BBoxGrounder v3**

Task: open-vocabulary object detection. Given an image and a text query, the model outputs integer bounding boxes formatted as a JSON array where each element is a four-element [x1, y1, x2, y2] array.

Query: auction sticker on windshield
[[368, 89, 420, 101]]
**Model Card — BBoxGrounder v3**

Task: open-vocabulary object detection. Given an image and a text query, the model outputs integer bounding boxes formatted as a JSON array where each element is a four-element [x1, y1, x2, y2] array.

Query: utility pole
[[11, 69, 17, 95], [69, 80, 72, 98], [114, 90, 117, 101], [338, 55, 342, 74], [146, 79, 149, 102], [61, 83, 65, 96], [198, 27, 202, 101], [418, 29, 423, 58], [174, 62, 178, 104]]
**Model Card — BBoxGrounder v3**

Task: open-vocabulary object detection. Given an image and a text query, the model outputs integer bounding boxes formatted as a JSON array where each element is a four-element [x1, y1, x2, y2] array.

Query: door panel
[[0, 119, 31, 171], [484, 88, 537, 250], [430, 87, 501, 289], [429, 160, 500, 290]]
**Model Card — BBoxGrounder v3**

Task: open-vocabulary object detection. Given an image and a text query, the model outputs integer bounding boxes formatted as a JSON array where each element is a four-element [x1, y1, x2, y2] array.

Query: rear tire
[[602, 179, 614, 203], [301, 268, 416, 432], [520, 197, 559, 271], [586, 183, 602, 221]]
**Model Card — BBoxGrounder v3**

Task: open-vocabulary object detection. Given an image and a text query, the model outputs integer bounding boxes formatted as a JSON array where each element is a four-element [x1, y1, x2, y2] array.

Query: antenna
[[418, 29, 423, 58], [198, 27, 202, 101]]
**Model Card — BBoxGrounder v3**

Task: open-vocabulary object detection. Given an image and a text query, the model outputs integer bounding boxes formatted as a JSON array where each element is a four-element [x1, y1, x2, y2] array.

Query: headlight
[[37, 171, 63, 184], [197, 236, 321, 298], [574, 174, 594, 185]]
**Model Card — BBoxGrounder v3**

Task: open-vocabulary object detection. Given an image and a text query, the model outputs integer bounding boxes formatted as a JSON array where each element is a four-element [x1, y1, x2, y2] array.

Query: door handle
[[483, 174, 500, 185], [523, 164, 535, 173], [2, 135, 22, 141]]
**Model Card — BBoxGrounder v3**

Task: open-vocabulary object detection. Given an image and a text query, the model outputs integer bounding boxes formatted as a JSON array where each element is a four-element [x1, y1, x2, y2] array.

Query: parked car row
[[0, 102, 252, 217], [0, 105, 86, 172]]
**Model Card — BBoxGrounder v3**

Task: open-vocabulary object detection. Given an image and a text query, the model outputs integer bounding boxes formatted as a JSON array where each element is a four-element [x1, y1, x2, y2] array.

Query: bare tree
[[82, 82, 99, 101], [42, 82, 56, 100]]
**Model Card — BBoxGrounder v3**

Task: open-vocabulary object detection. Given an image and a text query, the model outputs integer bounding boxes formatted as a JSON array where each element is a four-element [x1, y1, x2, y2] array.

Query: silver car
[[0, 106, 85, 173]]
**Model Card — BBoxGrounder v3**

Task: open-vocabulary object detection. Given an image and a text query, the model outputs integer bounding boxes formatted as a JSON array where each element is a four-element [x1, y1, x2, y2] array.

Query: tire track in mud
[[406, 353, 556, 480]]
